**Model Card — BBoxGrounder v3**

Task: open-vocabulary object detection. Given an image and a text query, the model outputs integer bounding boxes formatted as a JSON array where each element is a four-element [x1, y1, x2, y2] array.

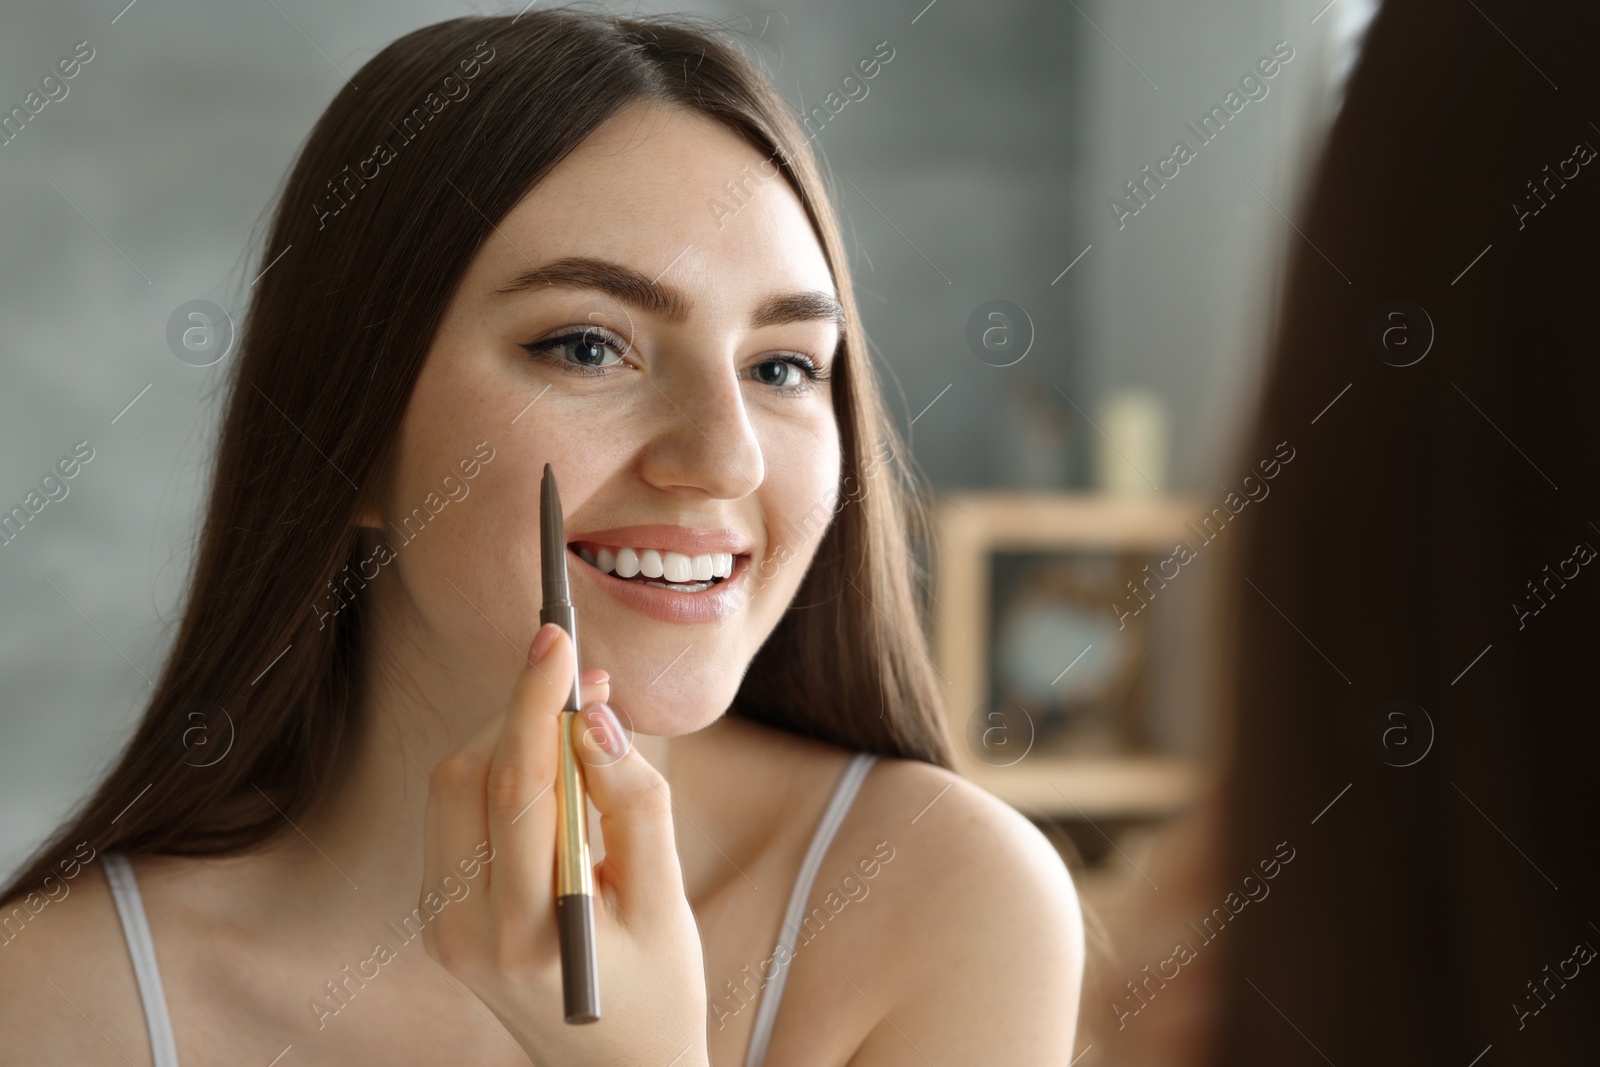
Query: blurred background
[[1, 0, 1385, 1060]]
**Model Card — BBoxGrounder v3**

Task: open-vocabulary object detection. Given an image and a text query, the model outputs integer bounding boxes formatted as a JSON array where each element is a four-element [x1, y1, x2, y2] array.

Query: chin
[[604, 683, 734, 738]]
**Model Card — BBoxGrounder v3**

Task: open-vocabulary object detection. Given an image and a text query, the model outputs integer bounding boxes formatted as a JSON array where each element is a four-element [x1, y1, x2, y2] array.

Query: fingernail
[[579, 668, 610, 684], [529, 622, 561, 663], [584, 702, 629, 759]]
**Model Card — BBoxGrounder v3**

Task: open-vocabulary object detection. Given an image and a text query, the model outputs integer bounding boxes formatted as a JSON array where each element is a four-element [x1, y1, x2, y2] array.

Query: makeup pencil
[[539, 462, 601, 1024]]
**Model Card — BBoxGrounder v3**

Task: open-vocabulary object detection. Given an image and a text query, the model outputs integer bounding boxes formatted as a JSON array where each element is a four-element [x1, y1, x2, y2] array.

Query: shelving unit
[[931, 491, 1208, 822]]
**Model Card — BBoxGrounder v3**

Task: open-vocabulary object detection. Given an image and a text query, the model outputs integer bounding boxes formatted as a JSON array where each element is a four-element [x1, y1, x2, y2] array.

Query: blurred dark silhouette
[[1211, 0, 1600, 1061]]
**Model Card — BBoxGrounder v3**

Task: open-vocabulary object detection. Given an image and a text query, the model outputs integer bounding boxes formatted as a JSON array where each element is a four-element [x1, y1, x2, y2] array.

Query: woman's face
[[363, 101, 843, 737]]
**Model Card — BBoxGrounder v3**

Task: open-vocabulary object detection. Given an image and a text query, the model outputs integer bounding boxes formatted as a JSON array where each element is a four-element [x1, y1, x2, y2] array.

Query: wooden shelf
[[935, 491, 1203, 553], [966, 754, 1206, 822], [931, 492, 1203, 736], [931, 491, 1211, 822]]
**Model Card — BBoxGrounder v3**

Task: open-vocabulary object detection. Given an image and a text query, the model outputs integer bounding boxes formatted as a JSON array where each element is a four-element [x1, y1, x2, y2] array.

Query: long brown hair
[[3, 5, 952, 908], [1211, 0, 1600, 1060]]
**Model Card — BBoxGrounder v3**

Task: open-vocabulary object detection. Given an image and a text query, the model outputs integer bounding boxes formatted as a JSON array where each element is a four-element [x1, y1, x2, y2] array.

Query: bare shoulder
[[853, 758, 1084, 933], [0, 853, 154, 1066], [846, 758, 1086, 1063]]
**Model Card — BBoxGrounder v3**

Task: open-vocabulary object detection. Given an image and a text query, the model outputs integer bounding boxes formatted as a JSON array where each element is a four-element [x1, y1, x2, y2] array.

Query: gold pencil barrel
[[555, 710, 593, 897]]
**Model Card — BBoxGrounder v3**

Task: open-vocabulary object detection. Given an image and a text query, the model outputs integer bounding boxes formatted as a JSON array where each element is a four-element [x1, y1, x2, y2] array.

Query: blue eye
[[749, 354, 829, 395], [521, 326, 628, 377]]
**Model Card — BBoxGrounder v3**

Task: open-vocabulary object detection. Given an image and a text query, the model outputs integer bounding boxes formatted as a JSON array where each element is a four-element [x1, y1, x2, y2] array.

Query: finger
[[485, 621, 574, 929], [576, 703, 686, 926], [428, 671, 604, 903]]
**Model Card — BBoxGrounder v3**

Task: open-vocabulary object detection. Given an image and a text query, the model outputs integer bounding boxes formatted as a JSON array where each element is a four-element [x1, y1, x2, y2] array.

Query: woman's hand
[[420, 621, 709, 1066]]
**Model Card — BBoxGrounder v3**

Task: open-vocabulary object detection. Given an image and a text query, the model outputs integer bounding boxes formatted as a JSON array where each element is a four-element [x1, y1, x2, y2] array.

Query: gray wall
[[0, 0, 1367, 874]]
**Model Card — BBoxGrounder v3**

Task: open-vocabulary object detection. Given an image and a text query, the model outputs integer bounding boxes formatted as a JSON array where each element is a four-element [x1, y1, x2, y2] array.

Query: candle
[[1096, 389, 1167, 493]]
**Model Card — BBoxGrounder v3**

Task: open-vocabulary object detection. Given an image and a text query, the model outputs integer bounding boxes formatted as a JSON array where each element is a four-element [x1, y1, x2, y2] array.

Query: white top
[[103, 750, 879, 1067]]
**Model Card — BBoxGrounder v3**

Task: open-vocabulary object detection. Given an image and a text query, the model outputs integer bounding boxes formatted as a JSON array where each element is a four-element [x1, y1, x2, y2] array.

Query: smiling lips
[[563, 525, 755, 622]]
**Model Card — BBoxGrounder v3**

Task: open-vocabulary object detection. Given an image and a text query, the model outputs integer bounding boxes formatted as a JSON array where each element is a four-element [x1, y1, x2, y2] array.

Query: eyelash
[[520, 326, 831, 396]]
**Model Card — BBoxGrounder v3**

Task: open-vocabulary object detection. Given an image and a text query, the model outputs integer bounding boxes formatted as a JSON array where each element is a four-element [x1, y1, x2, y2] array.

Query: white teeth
[[579, 544, 740, 583]]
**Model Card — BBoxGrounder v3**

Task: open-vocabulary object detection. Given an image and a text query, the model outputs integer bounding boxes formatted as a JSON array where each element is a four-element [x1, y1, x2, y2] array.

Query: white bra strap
[[742, 752, 878, 1067], [102, 852, 181, 1067]]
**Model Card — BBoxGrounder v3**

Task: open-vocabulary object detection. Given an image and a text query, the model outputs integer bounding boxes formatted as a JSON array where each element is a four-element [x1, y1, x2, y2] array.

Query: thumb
[[571, 704, 685, 914]]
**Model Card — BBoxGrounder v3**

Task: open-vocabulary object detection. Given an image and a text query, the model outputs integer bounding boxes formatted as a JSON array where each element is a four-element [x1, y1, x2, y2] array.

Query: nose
[[637, 350, 764, 499]]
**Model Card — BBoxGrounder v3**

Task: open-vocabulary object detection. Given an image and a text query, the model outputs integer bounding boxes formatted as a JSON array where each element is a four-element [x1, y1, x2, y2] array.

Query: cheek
[[383, 448, 537, 653], [376, 359, 553, 662], [767, 413, 842, 564]]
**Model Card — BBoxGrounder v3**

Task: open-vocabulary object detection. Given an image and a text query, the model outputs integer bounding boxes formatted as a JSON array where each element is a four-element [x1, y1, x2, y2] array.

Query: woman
[[0, 8, 1083, 1066]]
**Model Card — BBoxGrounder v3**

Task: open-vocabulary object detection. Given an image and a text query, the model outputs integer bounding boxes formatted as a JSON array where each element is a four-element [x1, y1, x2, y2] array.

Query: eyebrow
[[491, 256, 845, 329]]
